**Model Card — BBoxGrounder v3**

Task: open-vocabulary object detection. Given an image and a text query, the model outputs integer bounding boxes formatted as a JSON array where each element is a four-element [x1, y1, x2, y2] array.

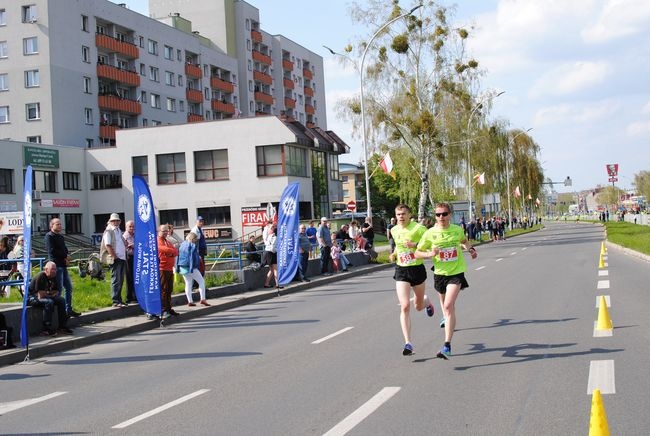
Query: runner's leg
[[441, 283, 461, 342], [395, 281, 412, 344]]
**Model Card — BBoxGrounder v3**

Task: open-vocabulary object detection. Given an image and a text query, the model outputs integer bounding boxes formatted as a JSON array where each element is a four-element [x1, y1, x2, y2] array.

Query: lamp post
[[506, 128, 532, 230], [325, 4, 422, 221], [466, 91, 505, 223]]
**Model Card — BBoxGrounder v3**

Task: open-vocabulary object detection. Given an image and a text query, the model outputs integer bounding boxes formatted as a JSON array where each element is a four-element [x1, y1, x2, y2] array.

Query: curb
[[606, 240, 650, 264]]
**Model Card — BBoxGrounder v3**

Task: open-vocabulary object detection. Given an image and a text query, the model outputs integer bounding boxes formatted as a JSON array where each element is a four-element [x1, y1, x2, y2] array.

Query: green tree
[[634, 170, 650, 202], [596, 185, 625, 210]]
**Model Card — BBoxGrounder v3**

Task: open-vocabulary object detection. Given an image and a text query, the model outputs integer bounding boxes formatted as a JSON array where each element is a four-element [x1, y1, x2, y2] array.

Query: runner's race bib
[[398, 251, 416, 265], [439, 247, 458, 262]]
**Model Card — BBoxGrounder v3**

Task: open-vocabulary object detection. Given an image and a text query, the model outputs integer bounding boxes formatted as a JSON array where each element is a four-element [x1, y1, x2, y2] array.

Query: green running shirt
[[417, 224, 467, 276], [390, 221, 426, 267]]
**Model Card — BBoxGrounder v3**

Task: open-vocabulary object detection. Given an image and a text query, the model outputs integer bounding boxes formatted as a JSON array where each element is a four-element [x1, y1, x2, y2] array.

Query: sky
[[111, 0, 650, 194]]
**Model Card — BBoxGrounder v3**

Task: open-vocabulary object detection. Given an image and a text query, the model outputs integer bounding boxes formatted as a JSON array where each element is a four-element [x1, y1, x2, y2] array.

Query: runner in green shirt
[[388, 204, 435, 356], [416, 202, 477, 359]]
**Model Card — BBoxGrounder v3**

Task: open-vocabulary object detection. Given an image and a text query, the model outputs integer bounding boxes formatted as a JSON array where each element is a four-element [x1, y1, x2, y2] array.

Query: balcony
[[305, 104, 315, 114], [185, 63, 203, 78], [187, 113, 204, 123], [254, 91, 274, 105], [306, 122, 316, 129], [251, 29, 262, 43], [97, 63, 140, 86], [98, 95, 141, 115], [211, 100, 235, 114], [303, 68, 313, 80], [210, 77, 234, 93], [252, 50, 272, 66], [284, 97, 296, 109], [95, 33, 138, 59], [304, 86, 314, 97], [253, 70, 273, 86], [99, 124, 119, 139], [282, 59, 294, 71], [186, 88, 203, 103], [283, 78, 294, 89]]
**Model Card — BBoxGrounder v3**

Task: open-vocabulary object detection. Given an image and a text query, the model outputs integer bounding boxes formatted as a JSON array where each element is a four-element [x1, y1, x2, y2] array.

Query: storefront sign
[[0, 211, 24, 234], [24, 146, 59, 169], [40, 199, 81, 208], [0, 201, 17, 212], [241, 206, 268, 226]]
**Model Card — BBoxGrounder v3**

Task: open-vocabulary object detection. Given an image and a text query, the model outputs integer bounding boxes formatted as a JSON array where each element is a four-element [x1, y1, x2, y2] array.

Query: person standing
[[297, 224, 311, 282], [317, 217, 332, 276], [122, 220, 137, 304], [305, 220, 318, 259], [361, 217, 375, 248], [157, 224, 179, 318], [262, 225, 281, 289], [44, 218, 80, 317], [387, 217, 397, 254], [191, 216, 207, 275], [175, 232, 210, 307], [27, 261, 73, 336], [388, 204, 434, 356], [101, 213, 127, 308], [415, 202, 477, 359]]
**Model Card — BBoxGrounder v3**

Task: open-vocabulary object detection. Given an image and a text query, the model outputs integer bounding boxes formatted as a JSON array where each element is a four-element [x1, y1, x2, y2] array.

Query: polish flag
[[474, 172, 485, 185], [379, 152, 394, 174], [514, 186, 521, 198]]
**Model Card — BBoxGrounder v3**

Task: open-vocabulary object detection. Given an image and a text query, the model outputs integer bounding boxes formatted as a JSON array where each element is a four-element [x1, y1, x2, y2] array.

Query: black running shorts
[[393, 264, 427, 286], [433, 272, 469, 294]]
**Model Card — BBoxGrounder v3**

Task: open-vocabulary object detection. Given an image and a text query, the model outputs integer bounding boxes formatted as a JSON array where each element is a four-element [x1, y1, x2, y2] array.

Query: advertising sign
[[0, 211, 24, 234], [606, 163, 618, 177], [40, 199, 81, 208], [241, 206, 268, 226], [23, 145, 59, 168]]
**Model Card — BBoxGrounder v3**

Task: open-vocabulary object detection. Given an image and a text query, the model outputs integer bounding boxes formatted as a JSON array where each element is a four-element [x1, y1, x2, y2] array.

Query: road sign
[[608, 177, 618, 183], [347, 200, 356, 211]]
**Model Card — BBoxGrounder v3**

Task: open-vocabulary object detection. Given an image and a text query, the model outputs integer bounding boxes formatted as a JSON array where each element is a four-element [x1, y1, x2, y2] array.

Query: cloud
[[642, 101, 650, 114], [626, 121, 650, 136], [529, 61, 610, 98], [533, 99, 621, 126], [582, 0, 650, 43]]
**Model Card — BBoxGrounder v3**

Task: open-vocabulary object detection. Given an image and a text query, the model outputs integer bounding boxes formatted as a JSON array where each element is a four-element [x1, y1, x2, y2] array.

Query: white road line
[[598, 270, 608, 276], [510, 252, 517, 256], [312, 327, 354, 344], [323, 387, 401, 436], [596, 295, 611, 308], [496, 258, 503, 262], [597, 280, 610, 289], [593, 321, 613, 337], [112, 389, 210, 429], [0, 391, 67, 415], [475, 266, 486, 271], [522, 247, 527, 251], [587, 360, 616, 394]]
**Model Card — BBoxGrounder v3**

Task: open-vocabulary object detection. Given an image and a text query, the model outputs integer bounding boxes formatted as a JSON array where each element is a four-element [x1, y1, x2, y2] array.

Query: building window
[[0, 106, 9, 123], [139, 90, 147, 103], [149, 66, 159, 82], [25, 69, 39, 87], [0, 9, 6, 26], [0, 41, 7, 58], [27, 135, 41, 143], [164, 45, 173, 60], [156, 153, 186, 184], [177, 75, 183, 87], [132, 156, 148, 183], [0, 73, 7, 91], [22, 5, 37, 23], [32, 170, 57, 192], [204, 87, 210, 100], [81, 14, 88, 31], [166, 97, 176, 112], [0, 168, 13, 194], [84, 108, 93, 124], [142, 118, 148, 127], [165, 70, 174, 86], [85, 138, 94, 148], [329, 154, 340, 180], [159, 209, 188, 228], [179, 100, 184, 112], [65, 214, 82, 234], [150, 94, 160, 109], [26, 102, 40, 120], [311, 150, 328, 219], [63, 172, 80, 190], [147, 39, 158, 55], [139, 63, 145, 75], [83, 76, 91, 93], [176, 49, 181, 61], [23, 37, 38, 55], [194, 149, 229, 181], [91, 171, 122, 190], [256, 145, 283, 176], [139, 36, 144, 48], [151, 120, 161, 126], [286, 146, 308, 177], [82, 45, 90, 63], [197, 206, 231, 226], [342, 175, 349, 182]]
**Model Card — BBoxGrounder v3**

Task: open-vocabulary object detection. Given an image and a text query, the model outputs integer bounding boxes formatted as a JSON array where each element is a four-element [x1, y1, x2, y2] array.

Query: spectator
[[334, 224, 351, 251], [317, 217, 332, 275], [166, 223, 183, 249], [157, 224, 179, 318], [101, 213, 127, 308], [45, 218, 80, 317], [0, 236, 12, 279], [244, 235, 261, 264], [11, 235, 31, 276], [191, 216, 207, 275], [330, 240, 350, 273], [361, 217, 375, 248], [27, 261, 73, 336], [349, 220, 366, 251], [296, 224, 311, 282], [305, 221, 318, 258], [122, 220, 137, 304], [176, 232, 210, 307], [387, 217, 397, 254], [262, 225, 281, 289]]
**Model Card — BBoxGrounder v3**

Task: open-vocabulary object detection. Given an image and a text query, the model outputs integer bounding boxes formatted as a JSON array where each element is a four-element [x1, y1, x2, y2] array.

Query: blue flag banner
[[20, 165, 33, 348], [132, 176, 161, 316], [276, 182, 300, 285]]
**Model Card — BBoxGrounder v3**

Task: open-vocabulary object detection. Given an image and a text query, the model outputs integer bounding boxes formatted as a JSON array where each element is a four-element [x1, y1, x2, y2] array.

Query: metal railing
[[0, 257, 46, 290]]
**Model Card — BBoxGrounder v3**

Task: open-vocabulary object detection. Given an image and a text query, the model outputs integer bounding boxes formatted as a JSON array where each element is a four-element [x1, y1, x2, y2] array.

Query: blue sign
[[276, 182, 300, 285], [20, 166, 33, 348]]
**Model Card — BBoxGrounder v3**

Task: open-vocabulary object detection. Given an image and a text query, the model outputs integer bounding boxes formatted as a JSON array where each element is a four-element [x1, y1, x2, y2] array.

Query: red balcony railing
[[282, 59, 294, 71], [305, 104, 315, 114], [254, 91, 274, 105], [98, 95, 141, 115], [303, 68, 313, 80], [187, 113, 204, 123], [253, 70, 273, 86], [283, 78, 294, 89], [251, 29, 262, 43], [252, 50, 272, 65], [210, 77, 234, 93], [99, 124, 119, 139], [284, 98, 296, 109], [211, 100, 235, 114], [304, 86, 314, 97], [97, 63, 140, 86], [95, 33, 139, 59], [186, 88, 203, 103], [185, 63, 203, 78]]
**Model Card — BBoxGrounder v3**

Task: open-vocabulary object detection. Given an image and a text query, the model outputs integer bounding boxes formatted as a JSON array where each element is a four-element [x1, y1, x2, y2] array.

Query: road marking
[[522, 247, 527, 251], [597, 280, 610, 289], [112, 389, 210, 429], [312, 327, 354, 344], [475, 266, 486, 271], [587, 360, 616, 394], [510, 252, 517, 256], [323, 387, 401, 436], [598, 270, 608, 276], [596, 295, 611, 308], [0, 391, 67, 415], [593, 321, 613, 337], [496, 258, 503, 262]]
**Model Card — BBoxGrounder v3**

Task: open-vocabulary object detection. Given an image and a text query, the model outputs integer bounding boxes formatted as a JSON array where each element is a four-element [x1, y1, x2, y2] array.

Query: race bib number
[[439, 247, 458, 262], [398, 251, 416, 265]]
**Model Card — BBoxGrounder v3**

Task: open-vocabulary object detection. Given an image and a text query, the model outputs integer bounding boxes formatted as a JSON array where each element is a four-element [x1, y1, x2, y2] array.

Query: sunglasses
[[435, 212, 450, 217]]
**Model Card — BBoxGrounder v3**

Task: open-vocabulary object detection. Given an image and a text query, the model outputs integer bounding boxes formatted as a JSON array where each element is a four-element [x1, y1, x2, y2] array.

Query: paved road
[[1, 222, 649, 435]]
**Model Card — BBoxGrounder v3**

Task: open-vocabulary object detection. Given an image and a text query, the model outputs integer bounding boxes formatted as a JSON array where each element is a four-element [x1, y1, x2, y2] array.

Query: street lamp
[[325, 4, 422, 221], [506, 128, 532, 230], [466, 91, 505, 222]]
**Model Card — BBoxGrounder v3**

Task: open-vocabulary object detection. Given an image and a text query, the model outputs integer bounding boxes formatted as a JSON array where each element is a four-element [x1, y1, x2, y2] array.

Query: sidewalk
[[0, 260, 391, 368]]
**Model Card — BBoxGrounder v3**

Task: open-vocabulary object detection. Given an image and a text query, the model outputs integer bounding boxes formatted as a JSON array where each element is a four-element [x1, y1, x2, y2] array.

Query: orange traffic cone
[[598, 254, 606, 269], [589, 389, 610, 436], [600, 241, 607, 256], [596, 295, 613, 330]]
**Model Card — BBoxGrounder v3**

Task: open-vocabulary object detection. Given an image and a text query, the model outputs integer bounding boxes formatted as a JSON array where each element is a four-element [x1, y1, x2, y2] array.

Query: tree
[[596, 185, 625, 210], [634, 170, 650, 202]]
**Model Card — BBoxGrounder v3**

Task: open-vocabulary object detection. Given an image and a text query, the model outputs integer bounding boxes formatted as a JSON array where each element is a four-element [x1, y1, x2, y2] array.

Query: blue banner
[[20, 166, 33, 348], [132, 176, 161, 316], [276, 182, 300, 285]]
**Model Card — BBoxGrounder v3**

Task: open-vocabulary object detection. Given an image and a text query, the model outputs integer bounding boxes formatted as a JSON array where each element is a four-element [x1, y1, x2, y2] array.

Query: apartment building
[[0, 0, 326, 148]]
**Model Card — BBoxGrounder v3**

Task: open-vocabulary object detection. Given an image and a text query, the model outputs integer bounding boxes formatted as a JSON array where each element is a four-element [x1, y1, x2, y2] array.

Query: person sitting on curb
[[27, 261, 73, 336]]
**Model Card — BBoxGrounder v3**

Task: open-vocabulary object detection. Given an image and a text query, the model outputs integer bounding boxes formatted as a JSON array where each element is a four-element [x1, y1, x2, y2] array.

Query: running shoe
[[440, 317, 446, 328], [437, 345, 451, 359], [402, 343, 414, 356], [426, 302, 434, 317]]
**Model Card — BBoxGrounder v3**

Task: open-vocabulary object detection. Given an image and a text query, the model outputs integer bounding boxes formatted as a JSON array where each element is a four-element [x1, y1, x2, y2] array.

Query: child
[[330, 240, 350, 273]]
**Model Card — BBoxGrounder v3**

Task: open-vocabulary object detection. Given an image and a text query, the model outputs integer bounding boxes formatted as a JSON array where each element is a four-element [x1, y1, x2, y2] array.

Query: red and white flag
[[379, 152, 396, 179], [514, 186, 521, 198], [473, 172, 485, 185]]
